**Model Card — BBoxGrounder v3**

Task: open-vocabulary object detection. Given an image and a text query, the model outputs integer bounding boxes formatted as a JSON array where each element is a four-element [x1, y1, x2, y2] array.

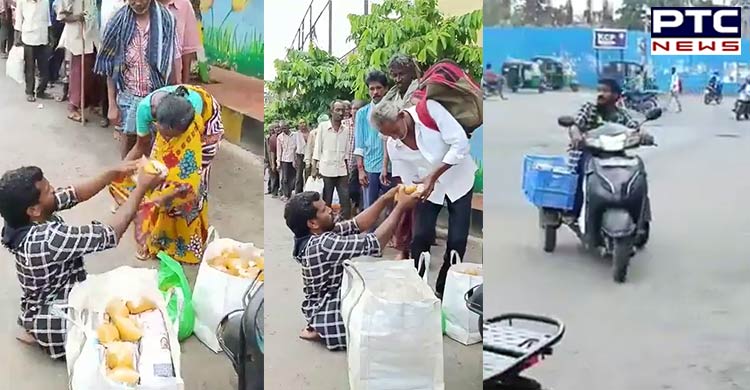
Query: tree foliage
[[614, 0, 714, 30], [265, 0, 482, 128]]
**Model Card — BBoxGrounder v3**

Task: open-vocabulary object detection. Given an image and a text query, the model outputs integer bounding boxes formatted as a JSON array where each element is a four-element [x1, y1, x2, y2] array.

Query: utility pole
[[365, 0, 369, 15], [328, 0, 333, 54]]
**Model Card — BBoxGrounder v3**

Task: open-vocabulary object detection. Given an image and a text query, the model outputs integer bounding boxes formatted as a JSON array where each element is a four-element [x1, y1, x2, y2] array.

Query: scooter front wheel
[[612, 237, 633, 283], [542, 226, 557, 253]]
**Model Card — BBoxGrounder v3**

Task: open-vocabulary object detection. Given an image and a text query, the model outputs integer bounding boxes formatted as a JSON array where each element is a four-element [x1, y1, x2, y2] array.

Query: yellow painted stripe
[[222, 106, 243, 145]]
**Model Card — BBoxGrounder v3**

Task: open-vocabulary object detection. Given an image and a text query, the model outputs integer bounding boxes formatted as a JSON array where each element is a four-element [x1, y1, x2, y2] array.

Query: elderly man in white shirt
[[276, 120, 297, 201], [313, 100, 353, 219], [371, 99, 477, 297], [293, 120, 310, 193], [14, 0, 52, 102]]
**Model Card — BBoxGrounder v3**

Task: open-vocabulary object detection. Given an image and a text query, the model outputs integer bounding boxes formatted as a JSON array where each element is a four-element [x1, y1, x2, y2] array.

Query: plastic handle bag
[[5, 46, 25, 85], [157, 251, 196, 341]]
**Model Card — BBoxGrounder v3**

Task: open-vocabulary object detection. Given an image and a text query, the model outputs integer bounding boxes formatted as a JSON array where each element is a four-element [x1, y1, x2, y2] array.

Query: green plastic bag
[[157, 251, 195, 341]]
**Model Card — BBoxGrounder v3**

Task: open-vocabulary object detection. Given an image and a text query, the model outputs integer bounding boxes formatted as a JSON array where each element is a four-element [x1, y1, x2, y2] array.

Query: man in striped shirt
[[354, 70, 392, 209]]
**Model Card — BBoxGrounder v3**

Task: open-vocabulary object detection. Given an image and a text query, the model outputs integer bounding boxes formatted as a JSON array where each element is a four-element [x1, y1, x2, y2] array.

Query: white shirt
[[387, 100, 477, 205], [14, 0, 51, 46], [99, 0, 124, 38], [313, 121, 352, 178], [56, 0, 100, 55], [670, 73, 680, 93], [293, 130, 308, 155]]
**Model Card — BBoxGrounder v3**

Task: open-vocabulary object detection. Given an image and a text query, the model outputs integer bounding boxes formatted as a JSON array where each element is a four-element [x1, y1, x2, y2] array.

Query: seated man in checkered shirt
[[0, 163, 164, 359], [284, 185, 421, 350]]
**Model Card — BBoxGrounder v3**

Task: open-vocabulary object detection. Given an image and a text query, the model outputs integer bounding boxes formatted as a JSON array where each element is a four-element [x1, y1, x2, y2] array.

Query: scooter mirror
[[557, 116, 576, 127], [644, 108, 662, 121]]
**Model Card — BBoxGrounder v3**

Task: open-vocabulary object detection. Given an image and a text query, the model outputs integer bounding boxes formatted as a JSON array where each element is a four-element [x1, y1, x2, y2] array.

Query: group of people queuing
[[0, 0, 227, 359], [280, 53, 478, 351]]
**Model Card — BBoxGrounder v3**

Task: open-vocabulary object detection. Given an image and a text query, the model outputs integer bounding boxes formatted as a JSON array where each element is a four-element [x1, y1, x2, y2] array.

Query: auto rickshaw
[[600, 60, 658, 91], [531, 56, 579, 92], [502, 60, 544, 93]]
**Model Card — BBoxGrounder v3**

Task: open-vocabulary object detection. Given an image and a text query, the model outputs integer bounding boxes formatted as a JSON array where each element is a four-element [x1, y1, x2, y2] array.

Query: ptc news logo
[[651, 7, 742, 55]]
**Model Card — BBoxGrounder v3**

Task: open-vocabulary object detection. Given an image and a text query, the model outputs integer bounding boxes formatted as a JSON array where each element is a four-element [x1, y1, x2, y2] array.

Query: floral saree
[[110, 85, 224, 263]]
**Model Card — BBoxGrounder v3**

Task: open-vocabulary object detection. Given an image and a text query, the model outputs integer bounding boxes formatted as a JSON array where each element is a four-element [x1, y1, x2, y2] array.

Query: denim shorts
[[116, 91, 144, 135]]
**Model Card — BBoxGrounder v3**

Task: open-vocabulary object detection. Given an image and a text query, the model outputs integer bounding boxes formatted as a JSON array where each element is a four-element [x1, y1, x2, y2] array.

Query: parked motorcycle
[[703, 85, 722, 105], [526, 109, 660, 283], [216, 273, 264, 390], [483, 313, 565, 390], [621, 90, 659, 114], [733, 99, 750, 120]]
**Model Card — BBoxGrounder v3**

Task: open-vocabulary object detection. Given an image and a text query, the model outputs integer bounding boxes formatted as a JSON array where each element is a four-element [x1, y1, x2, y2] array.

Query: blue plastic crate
[[522, 154, 579, 210]]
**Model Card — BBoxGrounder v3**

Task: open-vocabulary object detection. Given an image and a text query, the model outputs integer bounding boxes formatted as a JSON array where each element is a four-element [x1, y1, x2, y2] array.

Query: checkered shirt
[[573, 102, 639, 132], [342, 118, 356, 171], [11, 187, 118, 359], [294, 219, 381, 350]]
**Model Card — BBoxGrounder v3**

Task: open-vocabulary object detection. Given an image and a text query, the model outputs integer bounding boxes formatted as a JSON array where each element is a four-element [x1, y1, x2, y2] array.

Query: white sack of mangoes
[[95, 297, 176, 387], [206, 247, 264, 281]]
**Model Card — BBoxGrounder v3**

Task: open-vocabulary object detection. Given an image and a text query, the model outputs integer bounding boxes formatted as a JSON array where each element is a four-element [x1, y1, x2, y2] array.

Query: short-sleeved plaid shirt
[[9, 187, 118, 359], [573, 102, 639, 132], [293, 219, 381, 350]]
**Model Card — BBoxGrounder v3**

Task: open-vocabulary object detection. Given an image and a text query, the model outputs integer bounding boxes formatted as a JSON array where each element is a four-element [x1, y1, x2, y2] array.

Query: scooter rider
[[708, 71, 722, 97], [483, 63, 506, 99], [566, 78, 652, 225], [737, 76, 750, 100]]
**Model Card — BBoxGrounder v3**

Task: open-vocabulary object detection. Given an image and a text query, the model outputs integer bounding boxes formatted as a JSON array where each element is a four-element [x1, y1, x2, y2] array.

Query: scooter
[[733, 98, 750, 120], [621, 90, 659, 114], [703, 85, 722, 105], [534, 109, 660, 283], [483, 79, 503, 99], [482, 313, 565, 390], [216, 273, 264, 390]]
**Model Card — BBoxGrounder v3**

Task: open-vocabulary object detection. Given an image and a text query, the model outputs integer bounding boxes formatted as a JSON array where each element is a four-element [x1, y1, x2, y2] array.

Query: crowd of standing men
[[0, 0, 201, 152], [267, 53, 476, 271]]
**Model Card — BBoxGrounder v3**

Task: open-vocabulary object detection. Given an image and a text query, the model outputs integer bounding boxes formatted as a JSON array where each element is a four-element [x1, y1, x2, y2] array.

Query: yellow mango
[[107, 367, 140, 385], [112, 316, 143, 342], [96, 323, 120, 344], [403, 184, 418, 194], [105, 341, 135, 369], [126, 297, 157, 314], [227, 257, 250, 273], [106, 299, 130, 319]]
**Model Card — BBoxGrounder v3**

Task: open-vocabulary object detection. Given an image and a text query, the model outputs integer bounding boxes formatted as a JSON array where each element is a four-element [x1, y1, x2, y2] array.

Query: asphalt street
[[264, 191, 484, 388], [484, 91, 750, 389], [0, 60, 264, 389]]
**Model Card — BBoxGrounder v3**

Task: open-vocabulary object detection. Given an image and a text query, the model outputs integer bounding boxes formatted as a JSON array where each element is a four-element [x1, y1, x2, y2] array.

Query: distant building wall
[[484, 26, 750, 94]]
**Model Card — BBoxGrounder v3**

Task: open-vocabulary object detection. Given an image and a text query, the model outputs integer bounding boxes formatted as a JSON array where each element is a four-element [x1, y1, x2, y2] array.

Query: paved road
[[264, 195, 484, 389], [484, 91, 750, 389], [0, 61, 264, 389]]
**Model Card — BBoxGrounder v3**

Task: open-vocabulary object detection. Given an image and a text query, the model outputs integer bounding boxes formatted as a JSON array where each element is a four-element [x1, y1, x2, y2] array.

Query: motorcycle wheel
[[736, 105, 742, 121], [542, 226, 557, 253], [704, 94, 711, 105], [641, 98, 658, 113], [478, 315, 483, 338], [717, 96, 723, 104], [612, 237, 633, 283], [494, 376, 543, 390], [635, 222, 650, 249]]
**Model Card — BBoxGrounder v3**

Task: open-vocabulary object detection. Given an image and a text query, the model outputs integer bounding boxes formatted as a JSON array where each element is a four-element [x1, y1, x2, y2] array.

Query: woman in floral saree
[[110, 85, 224, 263]]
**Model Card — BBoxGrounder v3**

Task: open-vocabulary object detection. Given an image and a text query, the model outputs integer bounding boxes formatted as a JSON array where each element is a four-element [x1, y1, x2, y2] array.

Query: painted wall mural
[[200, 0, 264, 79], [484, 27, 750, 94]]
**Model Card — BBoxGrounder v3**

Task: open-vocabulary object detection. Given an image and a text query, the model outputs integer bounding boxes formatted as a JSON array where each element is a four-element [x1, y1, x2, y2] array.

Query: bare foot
[[15, 328, 36, 345], [299, 327, 320, 341]]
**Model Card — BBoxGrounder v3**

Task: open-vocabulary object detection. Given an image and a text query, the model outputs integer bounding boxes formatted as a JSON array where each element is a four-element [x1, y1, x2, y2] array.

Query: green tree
[[347, 0, 482, 98], [266, 0, 482, 127], [265, 46, 353, 129]]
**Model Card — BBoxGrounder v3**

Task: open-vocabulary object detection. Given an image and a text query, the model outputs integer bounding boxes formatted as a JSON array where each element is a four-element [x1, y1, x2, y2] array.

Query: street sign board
[[593, 28, 628, 49]]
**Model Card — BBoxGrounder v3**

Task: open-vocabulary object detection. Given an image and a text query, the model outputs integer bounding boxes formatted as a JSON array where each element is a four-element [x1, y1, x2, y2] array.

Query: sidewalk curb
[[219, 139, 264, 169]]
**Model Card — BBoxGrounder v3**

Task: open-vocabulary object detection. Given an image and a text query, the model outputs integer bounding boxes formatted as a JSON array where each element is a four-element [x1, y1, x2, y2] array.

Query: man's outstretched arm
[[71, 161, 140, 204]]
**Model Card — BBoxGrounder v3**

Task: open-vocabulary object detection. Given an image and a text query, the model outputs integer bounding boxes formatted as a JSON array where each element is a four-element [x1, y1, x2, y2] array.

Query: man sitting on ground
[[0, 162, 163, 359], [283, 186, 420, 350]]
